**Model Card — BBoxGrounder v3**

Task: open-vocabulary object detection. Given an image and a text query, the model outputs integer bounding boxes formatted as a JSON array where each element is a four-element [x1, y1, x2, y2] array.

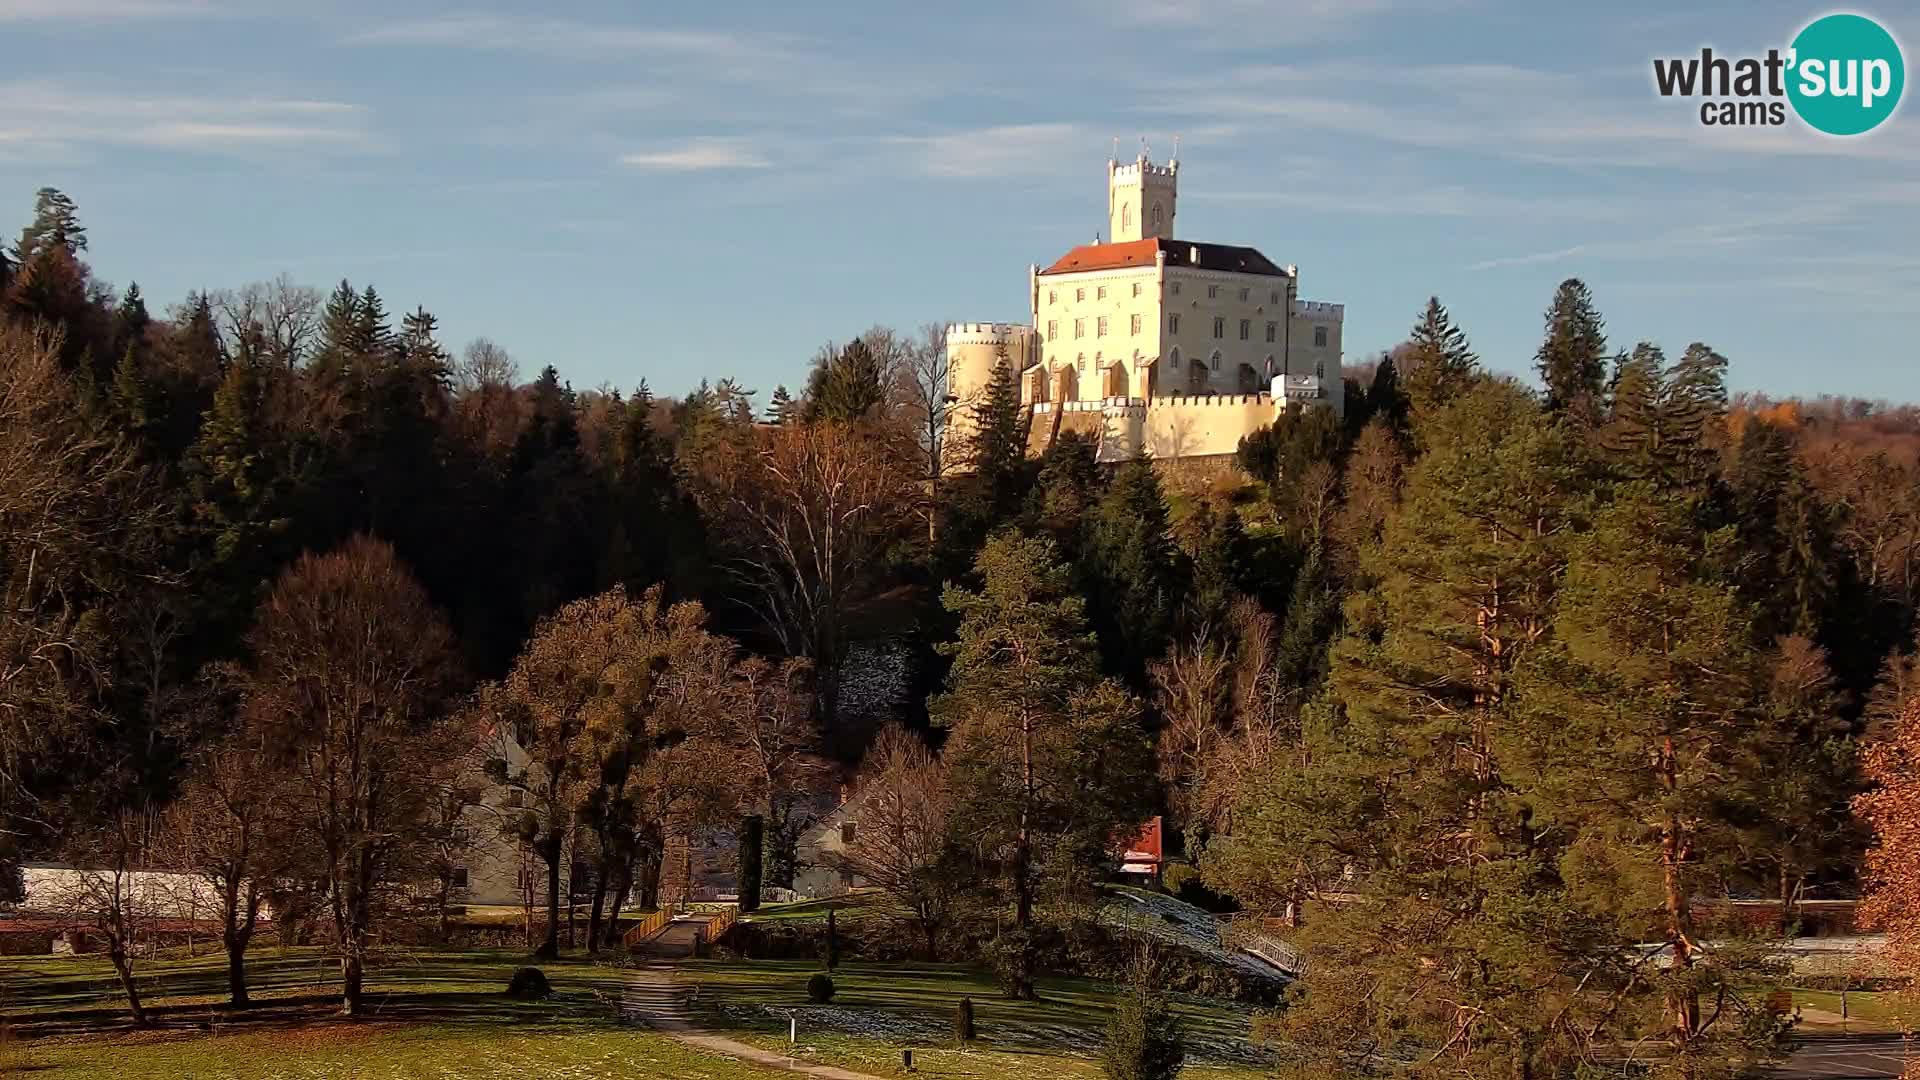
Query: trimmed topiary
[[807, 972, 836, 1004], [953, 996, 976, 1043]]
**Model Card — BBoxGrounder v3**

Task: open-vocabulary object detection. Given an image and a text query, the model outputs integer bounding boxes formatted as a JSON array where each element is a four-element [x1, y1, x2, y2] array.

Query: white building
[[949, 153, 1345, 468]]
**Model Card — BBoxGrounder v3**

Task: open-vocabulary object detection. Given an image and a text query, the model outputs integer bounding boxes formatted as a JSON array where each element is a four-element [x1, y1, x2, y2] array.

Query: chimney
[[1189, 244, 1200, 265]]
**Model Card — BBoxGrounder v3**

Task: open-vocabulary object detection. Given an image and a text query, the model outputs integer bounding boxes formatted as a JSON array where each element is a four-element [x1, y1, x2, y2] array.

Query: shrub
[[953, 996, 975, 1043], [807, 972, 835, 1004], [505, 967, 552, 999], [1102, 984, 1184, 1080]]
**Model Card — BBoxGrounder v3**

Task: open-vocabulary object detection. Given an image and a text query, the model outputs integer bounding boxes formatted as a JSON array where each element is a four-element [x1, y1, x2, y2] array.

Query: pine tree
[[1534, 278, 1609, 420], [1601, 342, 1728, 485], [107, 344, 151, 444], [1179, 501, 1248, 635], [113, 282, 151, 361], [1084, 453, 1186, 683], [804, 339, 886, 422], [15, 187, 87, 260], [767, 385, 796, 425], [309, 280, 362, 385], [1400, 296, 1479, 415], [934, 533, 1156, 999], [1028, 429, 1101, 554], [188, 357, 290, 637], [964, 353, 1029, 524]]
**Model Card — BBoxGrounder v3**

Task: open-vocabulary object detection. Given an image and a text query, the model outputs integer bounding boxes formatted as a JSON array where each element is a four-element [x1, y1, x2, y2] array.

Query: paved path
[[1773, 1033, 1913, 1078], [620, 965, 888, 1080]]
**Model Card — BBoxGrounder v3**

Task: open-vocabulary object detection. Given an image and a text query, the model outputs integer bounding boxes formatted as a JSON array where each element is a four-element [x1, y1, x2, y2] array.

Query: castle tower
[[943, 322, 1039, 467], [1107, 152, 1177, 243]]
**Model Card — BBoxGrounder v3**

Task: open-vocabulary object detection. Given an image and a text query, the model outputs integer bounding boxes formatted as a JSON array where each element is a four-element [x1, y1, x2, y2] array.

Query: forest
[[6, 184, 1920, 1077]]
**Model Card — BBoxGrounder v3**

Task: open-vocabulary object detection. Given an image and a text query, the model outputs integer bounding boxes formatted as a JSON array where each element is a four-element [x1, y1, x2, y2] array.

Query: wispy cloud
[[0, 82, 371, 156], [1095, 0, 1456, 42], [0, 0, 212, 20], [349, 14, 798, 67], [620, 137, 770, 172], [882, 123, 1092, 178]]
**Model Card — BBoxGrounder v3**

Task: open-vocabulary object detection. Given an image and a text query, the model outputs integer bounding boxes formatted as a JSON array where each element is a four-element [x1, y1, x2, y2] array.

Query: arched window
[[1169, 346, 1181, 370], [1209, 350, 1223, 371], [1121, 203, 1131, 230], [1150, 203, 1163, 231]]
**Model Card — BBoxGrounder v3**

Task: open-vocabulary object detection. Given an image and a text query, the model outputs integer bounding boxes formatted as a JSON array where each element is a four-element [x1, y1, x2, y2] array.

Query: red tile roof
[[1040, 238, 1290, 277]]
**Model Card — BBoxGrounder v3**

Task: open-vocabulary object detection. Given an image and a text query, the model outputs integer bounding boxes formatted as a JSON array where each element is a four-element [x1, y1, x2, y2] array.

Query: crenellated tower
[[1107, 152, 1177, 243]]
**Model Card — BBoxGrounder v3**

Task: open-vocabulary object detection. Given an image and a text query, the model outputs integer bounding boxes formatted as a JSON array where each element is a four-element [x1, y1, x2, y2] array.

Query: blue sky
[[1, 0, 1914, 403]]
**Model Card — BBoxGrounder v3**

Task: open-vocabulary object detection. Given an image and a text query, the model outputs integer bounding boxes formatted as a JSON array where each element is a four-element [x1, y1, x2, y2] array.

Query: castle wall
[[1028, 393, 1278, 464]]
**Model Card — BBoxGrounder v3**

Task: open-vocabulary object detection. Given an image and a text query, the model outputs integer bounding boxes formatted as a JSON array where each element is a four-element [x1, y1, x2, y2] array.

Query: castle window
[[1210, 351, 1222, 371], [451, 868, 468, 889], [1239, 287, 1250, 302], [1265, 321, 1277, 343], [1207, 284, 1219, 299], [1170, 347, 1181, 369], [1171, 282, 1181, 296], [1097, 286, 1108, 300], [1076, 288, 1085, 302], [1130, 313, 1142, 335], [1131, 282, 1142, 298], [1314, 325, 1329, 348], [1168, 314, 1180, 334], [1239, 319, 1250, 341], [1047, 320, 1057, 342], [841, 821, 857, 844], [1077, 353, 1086, 371], [1097, 316, 1108, 338], [1271, 290, 1281, 304], [1151, 203, 1162, 231], [1049, 290, 1057, 305], [1121, 203, 1131, 230], [1212, 317, 1224, 339], [1074, 318, 1085, 339], [1315, 360, 1326, 378]]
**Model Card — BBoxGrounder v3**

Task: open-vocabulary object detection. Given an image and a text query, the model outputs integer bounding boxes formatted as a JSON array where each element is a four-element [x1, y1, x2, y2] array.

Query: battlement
[[947, 322, 1037, 345], [1294, 300, 1344, 320], [1111, 157, 1177, 180]]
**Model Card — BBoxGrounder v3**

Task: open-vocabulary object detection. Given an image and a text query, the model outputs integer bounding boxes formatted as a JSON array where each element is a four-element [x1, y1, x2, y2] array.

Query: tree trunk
[[225, 934, 250, 1007], [1660, 735, 1700, 1051], [341, 950, 365, 1017], [107, 938, 149, 1027], [602, 864, 633, 952], [586, 865, 611, 955], [538, 851, 561, 959]]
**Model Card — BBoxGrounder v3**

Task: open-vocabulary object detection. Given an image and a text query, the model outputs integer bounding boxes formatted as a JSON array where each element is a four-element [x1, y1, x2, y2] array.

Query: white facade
[[949, 154, 1346, 466]]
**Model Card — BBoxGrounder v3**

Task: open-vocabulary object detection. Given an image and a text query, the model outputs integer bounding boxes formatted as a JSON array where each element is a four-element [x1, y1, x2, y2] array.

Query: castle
[[947, 152, 1345, 468]]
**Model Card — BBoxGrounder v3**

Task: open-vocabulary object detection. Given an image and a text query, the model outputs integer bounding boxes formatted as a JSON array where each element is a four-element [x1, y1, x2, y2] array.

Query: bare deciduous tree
[[838, 724, 955, 958], [700, 420, 919, 729], [240, 535, 462, 1015], [212, 275, 322, 368]]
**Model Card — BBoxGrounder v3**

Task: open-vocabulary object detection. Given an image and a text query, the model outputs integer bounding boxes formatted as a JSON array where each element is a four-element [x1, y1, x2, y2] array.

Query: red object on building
[[1117, 816, 1164, 880]]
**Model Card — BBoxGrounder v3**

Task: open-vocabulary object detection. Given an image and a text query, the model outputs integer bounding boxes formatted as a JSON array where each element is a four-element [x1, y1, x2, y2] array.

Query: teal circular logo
[[1787, 13, 1904, 135]]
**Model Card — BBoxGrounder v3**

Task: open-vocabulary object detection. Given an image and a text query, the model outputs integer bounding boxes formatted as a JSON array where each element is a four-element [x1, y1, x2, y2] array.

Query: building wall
[[1035, 266, 1163, 402], [1108, 157, 1177, 242]]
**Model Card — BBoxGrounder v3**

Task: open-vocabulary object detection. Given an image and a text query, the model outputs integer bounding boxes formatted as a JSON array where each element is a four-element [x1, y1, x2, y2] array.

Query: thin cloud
[[620, 138, 770, 172], [882, 123, 1092, 178], [0, 0, 212, 20], [0, 81, 371, 155], [349, 14, 798, 67]]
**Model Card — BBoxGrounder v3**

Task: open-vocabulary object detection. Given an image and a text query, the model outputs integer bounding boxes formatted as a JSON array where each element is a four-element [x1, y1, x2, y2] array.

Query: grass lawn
[[743, 891, 897, 924], [0, 942, 1276, 1078], [1786, 987, 1913, 1031], [678, 959, 1273, 1072]]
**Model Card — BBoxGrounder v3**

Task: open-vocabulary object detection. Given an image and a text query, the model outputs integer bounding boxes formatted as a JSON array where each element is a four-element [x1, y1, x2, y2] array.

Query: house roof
[[1039, 238, 1291, 278]]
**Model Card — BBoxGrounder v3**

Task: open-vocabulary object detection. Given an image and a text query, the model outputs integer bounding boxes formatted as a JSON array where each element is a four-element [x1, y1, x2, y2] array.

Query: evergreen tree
[[1728, 417, 1843, 642], [804, 338, 886, 422], [934, 534, 1157, 998], [767, 385, 796, 425], [107, 344, 152, 445], [1084, 454, 1186, 684], [1027, 429, 1101, 554], [187, 357, 291, 641], [964, 352, 1029, 524], [15, 187, 87, 260], [1179, 501, 1249, 635], [113, 282, 150, 361], [1400, 296, 1479, 415], [309, 280, 362, 385], [1534, 278, 1609, 420], [1601, 342, 1728, 485]]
